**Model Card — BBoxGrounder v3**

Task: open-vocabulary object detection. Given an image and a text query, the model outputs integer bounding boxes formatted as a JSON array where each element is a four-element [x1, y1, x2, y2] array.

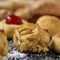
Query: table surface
[[3, 41, 60, 60]]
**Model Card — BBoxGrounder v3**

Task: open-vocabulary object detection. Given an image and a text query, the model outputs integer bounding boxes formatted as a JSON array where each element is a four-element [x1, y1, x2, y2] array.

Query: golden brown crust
[[37, 15, 60, 37], [13, 23, 50, 53], [51, 34, 60, 53], [0, 55, 2, 60], [0, 19, 28, 39], [0, 29, 8, 56]]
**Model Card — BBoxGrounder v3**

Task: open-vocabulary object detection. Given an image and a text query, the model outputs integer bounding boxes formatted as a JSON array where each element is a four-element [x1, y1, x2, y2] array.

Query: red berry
[[6, 15, 22, 25]]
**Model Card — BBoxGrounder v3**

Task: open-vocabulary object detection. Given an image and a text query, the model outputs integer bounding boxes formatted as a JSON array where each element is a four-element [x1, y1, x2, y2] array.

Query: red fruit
[[6, 15, 22, 25]]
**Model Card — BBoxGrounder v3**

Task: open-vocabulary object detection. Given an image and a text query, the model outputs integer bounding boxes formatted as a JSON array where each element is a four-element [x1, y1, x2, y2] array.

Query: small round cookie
[[0, 30, 8, 56], [37, 15, 60, 37], [0, 19, 28, 39], [13, 23, 50, 53], [51, 34, 60, 53]]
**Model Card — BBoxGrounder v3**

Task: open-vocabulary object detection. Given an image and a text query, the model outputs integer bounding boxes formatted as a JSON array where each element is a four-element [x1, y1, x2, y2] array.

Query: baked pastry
[[13, 23, 50, 53], [0, 29, 8, 56], [0, 29, 8, 60], [14, 0, 60, 20], [37, 15, 60, 37], [0, 0, 31, 9], [0, 55, 2, 60], [51, 34, 60, 53], [0, 19, 28, 39]]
